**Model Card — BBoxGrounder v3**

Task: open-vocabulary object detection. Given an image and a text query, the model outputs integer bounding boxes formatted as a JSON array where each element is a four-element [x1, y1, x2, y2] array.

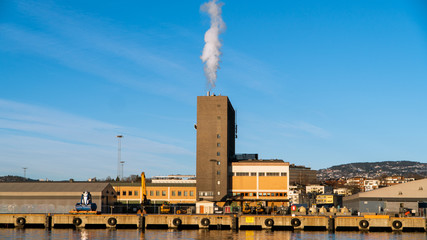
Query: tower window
[[217, 134, 220, 138], [217, 152, 220, 156], [217, 143, 221, 147]]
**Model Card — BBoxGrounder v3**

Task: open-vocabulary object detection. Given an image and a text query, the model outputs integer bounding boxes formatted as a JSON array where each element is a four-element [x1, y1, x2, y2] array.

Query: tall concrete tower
[[196, 94, 235, 201]]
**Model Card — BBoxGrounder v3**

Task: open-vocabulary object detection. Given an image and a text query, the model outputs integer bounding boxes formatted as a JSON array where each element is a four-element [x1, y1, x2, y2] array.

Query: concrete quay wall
[[239, 215, 331, 230], [145, 214, 234, 229], [0, 213, 425, 231], [335, 215, 426, 231]]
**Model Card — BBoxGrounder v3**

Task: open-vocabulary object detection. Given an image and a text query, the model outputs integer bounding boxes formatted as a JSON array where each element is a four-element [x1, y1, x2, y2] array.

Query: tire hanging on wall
[[16, 217, 26, 226], [392, 220, 402, 229], [359, 220, 369, 229], [265, 218, 274, 227], [107, 217, 117, 226], [172, 218, 182, 227], [291, 218, 301, 227], [201, 218, 210, 226], [73, 217, 82, 226]]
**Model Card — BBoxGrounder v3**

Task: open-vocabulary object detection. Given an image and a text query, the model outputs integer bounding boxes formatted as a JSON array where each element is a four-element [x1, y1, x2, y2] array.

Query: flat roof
[[232, 159, 289, 166], [344, 178, 427, 201], [0, 182, 112, 192]]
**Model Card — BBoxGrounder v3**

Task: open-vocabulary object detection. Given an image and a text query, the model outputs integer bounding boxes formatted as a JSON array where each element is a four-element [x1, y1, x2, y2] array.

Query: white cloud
[[0, 1, 199, 100], [0, 99, 194, 180], [278, 121, 331, 139]]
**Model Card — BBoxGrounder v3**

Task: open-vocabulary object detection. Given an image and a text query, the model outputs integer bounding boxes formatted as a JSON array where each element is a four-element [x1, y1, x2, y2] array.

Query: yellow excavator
[[242, 202, 252, 214], [137, 172, 149, 214], [256, 202, 265, 214], [160, 202, 171, 214]]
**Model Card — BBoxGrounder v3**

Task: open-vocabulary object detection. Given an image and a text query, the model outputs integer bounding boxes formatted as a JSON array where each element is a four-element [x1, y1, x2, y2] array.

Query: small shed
[[196, 201, 215, 214]]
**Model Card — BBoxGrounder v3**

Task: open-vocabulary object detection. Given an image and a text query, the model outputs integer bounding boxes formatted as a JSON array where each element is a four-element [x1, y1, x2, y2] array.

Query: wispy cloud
[[0, 1, 200, 101], [0, 99, 194, 180], [278, 121, 331, 139]]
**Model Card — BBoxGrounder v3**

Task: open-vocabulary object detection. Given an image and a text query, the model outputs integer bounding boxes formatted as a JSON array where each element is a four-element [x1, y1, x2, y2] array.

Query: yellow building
[[112, 175, 197, 204], [231, 160, 289, 203]]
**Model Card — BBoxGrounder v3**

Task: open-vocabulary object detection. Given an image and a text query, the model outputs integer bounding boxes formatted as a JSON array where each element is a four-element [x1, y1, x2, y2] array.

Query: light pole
[[120, 161, 125, 181], [22, 167, 27, 179], [116, 135, 123, 180]]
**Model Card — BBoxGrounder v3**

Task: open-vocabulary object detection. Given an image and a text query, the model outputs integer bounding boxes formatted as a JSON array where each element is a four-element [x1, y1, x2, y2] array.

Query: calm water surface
[[0, 229, 425, 240]]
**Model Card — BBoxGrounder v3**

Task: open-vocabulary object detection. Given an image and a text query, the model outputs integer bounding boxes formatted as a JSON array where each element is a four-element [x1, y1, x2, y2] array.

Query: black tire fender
[[392, 220, 402, 229], [201, 218, 210, 226], [107, 217, 117, 226], [359, 220, 369, 229], [265, 218, 274, 227], [16, 217, 26, 226], [291, 218, 301, 227], [172, 218, 182, 226], [73, 217, 82, 226]]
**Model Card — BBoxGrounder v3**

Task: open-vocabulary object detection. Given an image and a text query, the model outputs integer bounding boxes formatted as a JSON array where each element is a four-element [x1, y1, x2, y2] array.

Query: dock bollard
[[231, 214, 238, 231], [46, 213, 52, 229]]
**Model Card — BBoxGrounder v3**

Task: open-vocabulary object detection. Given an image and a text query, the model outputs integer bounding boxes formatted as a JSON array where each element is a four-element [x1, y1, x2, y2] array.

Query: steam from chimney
[[200, 0, 225, 90]]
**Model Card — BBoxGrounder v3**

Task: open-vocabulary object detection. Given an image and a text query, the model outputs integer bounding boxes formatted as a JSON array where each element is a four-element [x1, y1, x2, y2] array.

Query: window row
[[232, 192, 287, 197], [149, 190, 194, 197], [199, 191, 213, 196], [117, 190, 138, 196]]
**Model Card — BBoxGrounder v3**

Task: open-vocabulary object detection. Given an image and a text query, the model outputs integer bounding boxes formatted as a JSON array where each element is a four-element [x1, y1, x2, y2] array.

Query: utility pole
[[116, 135, 123, 180], [22, 167, 27, 179]]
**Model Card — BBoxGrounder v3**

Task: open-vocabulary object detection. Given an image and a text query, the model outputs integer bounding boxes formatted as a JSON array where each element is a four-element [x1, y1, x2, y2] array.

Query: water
[[0, 229, 425, 240]]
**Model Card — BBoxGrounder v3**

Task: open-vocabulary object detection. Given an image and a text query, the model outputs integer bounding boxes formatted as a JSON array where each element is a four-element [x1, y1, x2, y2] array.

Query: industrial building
[[231, 159, 289, 201], [0, 182, 116, 213], [289, 164, 317, 185], [113, 175, 196, 204], [196, 94, 236, 202], [195, 94, 292, 204], [343, 178, 427, 215]]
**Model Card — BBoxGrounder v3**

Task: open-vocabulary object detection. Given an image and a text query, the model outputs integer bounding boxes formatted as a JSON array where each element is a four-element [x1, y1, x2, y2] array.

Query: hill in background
[[317, 160, 426, 181], [0, 175, 38, 182]]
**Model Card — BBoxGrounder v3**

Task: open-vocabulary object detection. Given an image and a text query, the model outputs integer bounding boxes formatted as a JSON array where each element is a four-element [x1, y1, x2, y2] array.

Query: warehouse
[[0, 182, 116, 213], [343, 178, 427, 216]]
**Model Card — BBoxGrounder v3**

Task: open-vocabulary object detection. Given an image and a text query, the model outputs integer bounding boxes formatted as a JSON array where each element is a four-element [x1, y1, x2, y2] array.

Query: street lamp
[[116, 135, 123, 180], [22, 167, 27, 179]]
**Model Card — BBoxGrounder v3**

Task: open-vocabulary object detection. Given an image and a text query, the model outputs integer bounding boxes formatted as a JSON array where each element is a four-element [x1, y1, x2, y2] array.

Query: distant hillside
[[317, 161, 427, 180], [0, 175, 38, 182]]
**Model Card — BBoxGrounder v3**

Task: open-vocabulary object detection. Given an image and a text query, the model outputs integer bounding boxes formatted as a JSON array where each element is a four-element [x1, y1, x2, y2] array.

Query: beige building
[[0, 182, 116, 213], [333, 187, 352, 196], [306, 185, 333, 194], [231, 159, 289, 202], [344, 178, 427, 215], [363, 179, 380, 192]]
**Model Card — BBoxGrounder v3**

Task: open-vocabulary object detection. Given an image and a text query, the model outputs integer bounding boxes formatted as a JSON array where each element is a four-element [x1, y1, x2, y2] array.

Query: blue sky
[[1, 0, 426, 180]]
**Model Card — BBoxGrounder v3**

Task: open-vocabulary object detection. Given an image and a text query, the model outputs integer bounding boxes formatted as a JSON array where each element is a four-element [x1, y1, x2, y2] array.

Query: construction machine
[[160, 202, 171, 214], [242, 202, 252, 214], [255, 202, 265, 214]]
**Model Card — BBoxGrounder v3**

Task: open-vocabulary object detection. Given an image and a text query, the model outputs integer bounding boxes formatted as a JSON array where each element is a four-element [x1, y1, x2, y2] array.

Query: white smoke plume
[[200, 0, 226, 90]]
